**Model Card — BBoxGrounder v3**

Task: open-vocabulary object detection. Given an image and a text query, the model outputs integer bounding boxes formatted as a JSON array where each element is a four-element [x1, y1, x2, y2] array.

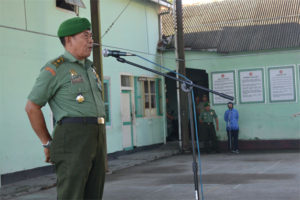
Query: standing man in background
[[224, 102, 239, 154], [199, 102, 219, 153], [166, 98, 178, 141], [25, 17, 106, 200], [197, 94, 208, 115], [196, 94, 209, 142]]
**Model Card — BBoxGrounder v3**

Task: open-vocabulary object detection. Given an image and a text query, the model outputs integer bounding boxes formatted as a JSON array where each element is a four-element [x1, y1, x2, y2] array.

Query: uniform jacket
[[224, 108, 239, 131]]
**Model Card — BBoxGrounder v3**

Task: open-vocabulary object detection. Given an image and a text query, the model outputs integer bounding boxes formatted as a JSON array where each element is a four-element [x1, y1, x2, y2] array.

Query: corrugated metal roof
[[161, 0, 300, 53]]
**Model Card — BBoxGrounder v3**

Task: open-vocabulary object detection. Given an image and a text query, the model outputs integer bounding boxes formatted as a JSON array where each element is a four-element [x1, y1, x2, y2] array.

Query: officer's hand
[[44, 148, 51, 163]]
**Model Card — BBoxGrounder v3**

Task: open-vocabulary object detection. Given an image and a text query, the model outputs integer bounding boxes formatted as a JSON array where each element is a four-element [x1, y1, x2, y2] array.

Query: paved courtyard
[[9, 151, 300, 200]]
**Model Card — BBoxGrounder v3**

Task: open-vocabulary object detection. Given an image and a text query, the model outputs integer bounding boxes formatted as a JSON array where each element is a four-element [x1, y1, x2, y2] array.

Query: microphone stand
[[114, 56, 234, 200]]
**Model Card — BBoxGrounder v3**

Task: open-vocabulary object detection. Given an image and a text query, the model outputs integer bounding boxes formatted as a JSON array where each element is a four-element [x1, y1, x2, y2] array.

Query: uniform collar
[[64, 51, 85, 66]]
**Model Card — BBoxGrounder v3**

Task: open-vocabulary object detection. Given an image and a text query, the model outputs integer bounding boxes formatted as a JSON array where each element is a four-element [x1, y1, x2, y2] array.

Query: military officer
[[196, 94, 209, 141], [199, 102, 219, 153], [25, 17, 106, 200]]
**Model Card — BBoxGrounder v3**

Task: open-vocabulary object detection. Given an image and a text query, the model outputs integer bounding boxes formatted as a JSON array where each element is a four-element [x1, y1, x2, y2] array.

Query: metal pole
[[187, 92, 200, 200], [174, 0, 190, 152], [90, 0, 109, 172], [172, 2, 182, 150]]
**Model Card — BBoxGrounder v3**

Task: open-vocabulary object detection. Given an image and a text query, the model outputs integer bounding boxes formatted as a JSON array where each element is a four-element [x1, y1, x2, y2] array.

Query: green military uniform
[[29, 51, 105, 120], [199, 108, 219, 153], [28, 17, 106, 200], [197, 101, 207, 141]]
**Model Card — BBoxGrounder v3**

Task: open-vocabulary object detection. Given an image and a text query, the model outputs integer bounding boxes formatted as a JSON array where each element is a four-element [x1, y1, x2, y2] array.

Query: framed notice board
[[211, 71, 236, 105], [268, 65, 296, 103], [238, 68, 265, 104]]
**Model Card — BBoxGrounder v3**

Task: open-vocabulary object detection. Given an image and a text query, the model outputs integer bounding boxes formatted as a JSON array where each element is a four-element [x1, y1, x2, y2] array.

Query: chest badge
[[92, 68, 102, 91], [76, 94, 85, 103], [92, 68, 100, 82], [70, 69, 78, 77], [70, 69, 84, 84]]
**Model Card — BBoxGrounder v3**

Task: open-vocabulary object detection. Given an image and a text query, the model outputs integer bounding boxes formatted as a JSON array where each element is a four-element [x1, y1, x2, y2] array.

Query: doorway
[[121, 90, 134, 150], [165, 68, 208, 142]]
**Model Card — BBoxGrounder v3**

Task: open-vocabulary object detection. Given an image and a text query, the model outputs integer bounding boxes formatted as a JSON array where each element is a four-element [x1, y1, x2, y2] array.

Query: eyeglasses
[[78, 31, 93, 40]]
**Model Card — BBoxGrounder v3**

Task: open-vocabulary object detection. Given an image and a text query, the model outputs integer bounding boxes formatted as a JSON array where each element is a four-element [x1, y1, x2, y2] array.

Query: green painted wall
[[1, 0, 166, 176], [101, 0, 166, 152], [161, 50, 300, 141], [0, 0, 75, 176]]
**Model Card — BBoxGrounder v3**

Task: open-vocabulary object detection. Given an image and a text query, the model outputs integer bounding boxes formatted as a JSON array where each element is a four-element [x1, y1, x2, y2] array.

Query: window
[[103, 79, 111, 125], [121, 75, 131, 87], [134, 77, 163, 117], [56, 0, 77, 13], [134, 77, 144, 117]]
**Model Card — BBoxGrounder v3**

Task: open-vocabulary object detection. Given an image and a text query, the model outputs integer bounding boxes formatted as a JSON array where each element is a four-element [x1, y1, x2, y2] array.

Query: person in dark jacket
[[224, 102, 239, 153]]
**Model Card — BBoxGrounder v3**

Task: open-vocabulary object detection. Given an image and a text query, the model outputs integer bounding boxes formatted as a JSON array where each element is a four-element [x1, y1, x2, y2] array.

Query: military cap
[[57, 17, 91, 37], [204, 102, 210, 107]]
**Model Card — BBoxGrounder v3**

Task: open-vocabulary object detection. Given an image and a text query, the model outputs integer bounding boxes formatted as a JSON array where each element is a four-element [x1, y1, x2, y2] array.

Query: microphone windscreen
[[102, 48, 109, 57]]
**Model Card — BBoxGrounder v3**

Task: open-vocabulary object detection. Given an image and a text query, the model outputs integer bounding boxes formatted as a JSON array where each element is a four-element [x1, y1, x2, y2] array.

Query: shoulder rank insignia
[[52, 56, 64, 68], [45, 67, 56, 76]]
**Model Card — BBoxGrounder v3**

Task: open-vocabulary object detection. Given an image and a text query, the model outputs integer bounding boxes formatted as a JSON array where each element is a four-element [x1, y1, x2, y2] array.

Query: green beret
[[204, 102, 210, 107], [57, 17, 91, 37]]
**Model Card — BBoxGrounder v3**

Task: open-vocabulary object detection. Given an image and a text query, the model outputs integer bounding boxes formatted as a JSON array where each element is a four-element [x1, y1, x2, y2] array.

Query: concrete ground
[[3, 150, 300, 200]]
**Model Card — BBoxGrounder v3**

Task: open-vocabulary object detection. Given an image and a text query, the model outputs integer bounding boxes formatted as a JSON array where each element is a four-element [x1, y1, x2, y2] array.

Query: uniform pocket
[[69, 75, 88, 94], [70, 82, 88, 94]]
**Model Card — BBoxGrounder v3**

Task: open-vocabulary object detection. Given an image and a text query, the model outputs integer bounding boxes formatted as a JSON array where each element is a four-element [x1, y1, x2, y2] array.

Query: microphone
[[102, 48, 135, 57]]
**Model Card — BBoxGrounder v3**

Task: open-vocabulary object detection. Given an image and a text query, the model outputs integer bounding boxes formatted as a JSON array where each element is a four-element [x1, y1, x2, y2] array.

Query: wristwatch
[[42, 140, 52, 149]]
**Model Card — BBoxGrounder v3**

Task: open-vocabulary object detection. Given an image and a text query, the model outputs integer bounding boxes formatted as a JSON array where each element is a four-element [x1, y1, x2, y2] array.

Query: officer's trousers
[[50, 123, 106, 200], [202, 123, 219, 152]]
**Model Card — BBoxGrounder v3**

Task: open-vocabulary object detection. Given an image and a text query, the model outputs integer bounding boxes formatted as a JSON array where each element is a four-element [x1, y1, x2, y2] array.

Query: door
[[121, 90, 134, 150]]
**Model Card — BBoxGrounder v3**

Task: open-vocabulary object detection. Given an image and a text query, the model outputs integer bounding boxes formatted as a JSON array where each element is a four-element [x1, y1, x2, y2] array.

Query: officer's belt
[[59, 117, 105, 125], [205, 122, 213, 125]]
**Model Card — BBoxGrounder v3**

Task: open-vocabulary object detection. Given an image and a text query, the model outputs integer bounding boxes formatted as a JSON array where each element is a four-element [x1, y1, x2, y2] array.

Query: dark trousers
[[227, 129, 239, 151], [202, 123, 219, 152], [50, 123, 106, 200]]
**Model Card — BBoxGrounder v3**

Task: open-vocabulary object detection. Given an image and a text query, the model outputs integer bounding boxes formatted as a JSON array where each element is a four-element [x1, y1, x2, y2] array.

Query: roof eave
[[149, 0, 172, 8]]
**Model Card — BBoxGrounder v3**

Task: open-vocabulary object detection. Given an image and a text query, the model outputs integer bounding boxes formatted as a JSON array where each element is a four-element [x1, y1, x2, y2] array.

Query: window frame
[[134, 76, 163, 118]]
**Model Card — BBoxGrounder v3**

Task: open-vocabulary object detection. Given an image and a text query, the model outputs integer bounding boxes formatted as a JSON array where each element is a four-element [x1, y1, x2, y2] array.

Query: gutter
[[149, 0, 172, 8]]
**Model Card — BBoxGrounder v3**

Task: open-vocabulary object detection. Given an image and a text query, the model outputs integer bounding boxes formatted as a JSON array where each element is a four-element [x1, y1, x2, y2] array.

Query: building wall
[[101, 0, 166, 153], [161, 49, 300, 141], [0, 0, 166, 178]]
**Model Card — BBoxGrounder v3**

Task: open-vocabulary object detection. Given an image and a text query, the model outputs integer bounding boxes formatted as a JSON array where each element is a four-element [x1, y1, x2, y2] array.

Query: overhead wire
[[101, 0, 132, 39]]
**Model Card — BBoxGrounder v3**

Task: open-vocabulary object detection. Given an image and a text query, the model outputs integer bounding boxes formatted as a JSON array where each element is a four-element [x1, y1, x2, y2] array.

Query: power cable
[[101, 43, 182, 61], [101, 0, 132, 39]]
